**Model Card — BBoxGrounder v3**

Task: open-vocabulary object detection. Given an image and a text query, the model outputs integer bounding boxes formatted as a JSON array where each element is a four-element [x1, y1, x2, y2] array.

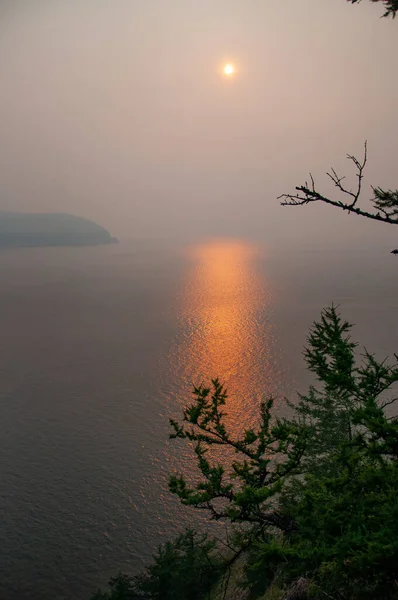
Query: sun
[[223, 63, 235, 77]]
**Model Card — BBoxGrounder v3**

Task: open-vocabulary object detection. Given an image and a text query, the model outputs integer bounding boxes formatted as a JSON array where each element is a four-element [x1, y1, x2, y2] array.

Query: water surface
[[0, 238, 396, 599]]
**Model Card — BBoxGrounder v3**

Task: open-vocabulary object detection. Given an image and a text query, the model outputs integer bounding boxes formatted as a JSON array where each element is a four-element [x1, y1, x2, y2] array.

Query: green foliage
[[349, 0, 398, 18], [246, 309, 398, 599], [291, 306, 398, 474], [137, 529, 219, 600], [285, 459, 398, 599], [372, 187, 398, 220], [90, 530, 220, 600], [169, 379, 306, 530], [96, 306, 398, 600], [169, 307, 398, 599], [93, 307, 398, 600], [90, 573, 144, 600], [244, 538, 294, 598], [291, 306, 358, 473]]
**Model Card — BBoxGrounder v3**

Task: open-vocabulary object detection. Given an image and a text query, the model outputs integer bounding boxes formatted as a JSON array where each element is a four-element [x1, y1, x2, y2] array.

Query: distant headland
[[0, 212, 117, 247]]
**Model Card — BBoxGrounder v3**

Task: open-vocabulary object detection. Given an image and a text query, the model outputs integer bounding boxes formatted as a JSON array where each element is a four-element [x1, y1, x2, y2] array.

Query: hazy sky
[[0, 0, 397, 245]]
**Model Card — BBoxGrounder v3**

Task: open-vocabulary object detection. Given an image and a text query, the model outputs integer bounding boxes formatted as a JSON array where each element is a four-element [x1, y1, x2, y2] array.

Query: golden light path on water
[[151, 238, 288, 537], [170, 239, 281, 435]]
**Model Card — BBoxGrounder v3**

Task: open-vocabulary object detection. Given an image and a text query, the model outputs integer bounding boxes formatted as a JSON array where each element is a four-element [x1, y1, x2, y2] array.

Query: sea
[[0, 237, 397, 599]]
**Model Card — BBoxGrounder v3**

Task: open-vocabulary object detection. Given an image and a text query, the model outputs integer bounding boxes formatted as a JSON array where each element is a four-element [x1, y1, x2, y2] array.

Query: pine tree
[[350, 0, 398, 17]]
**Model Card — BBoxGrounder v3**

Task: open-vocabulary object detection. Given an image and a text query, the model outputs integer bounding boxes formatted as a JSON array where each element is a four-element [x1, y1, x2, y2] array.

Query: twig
[[278, 143, 398, 229]]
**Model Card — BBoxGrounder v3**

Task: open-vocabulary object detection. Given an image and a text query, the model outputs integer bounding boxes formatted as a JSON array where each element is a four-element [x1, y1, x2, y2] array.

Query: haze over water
[[0, 238, 397, 600], [1, 0, 397, 246], [0, 1, 397, 599]]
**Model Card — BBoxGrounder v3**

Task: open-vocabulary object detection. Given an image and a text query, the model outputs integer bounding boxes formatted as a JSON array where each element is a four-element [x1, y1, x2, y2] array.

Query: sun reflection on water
[[172, 239, 277, 431]]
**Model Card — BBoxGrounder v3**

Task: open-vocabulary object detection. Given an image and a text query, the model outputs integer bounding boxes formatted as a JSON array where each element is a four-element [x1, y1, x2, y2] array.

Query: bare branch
[[326, 168, 355, 200], [325, 142, 367, 207], [380, 396, 398, 410], [278, 143, 398, 238]]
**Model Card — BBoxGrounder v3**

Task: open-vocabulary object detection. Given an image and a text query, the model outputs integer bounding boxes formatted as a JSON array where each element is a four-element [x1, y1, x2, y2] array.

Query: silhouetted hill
[[0, 212, 117, 247]]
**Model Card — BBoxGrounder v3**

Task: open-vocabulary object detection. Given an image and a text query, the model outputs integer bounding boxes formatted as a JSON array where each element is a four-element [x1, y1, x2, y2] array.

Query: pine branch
[[169, 379, 306, 530], [278, 143, 398, 252], [348, 0, 398, 18]]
